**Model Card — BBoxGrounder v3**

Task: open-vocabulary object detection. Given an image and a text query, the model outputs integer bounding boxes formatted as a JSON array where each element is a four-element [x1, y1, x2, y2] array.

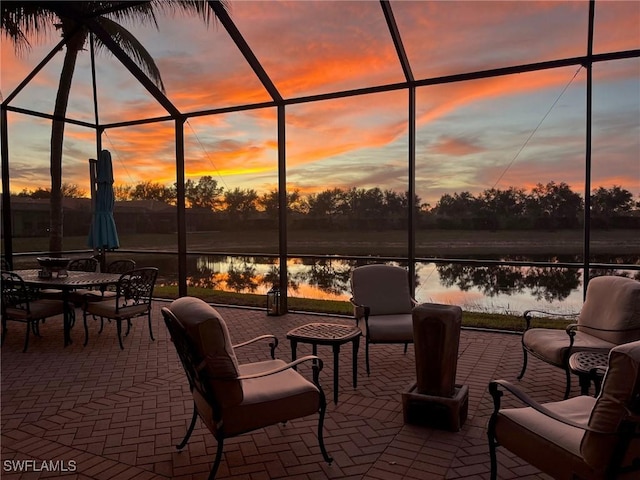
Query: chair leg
[[177, 405, 198, 450], [517, 348, 528, 380], [83, 310, 90, 346], [317, 388, 333, 465], [564, 366, 572, 399], [488, 429, 498, 480], [365, 340, 371, 376], [404, 342, 408, 354], [125, 319, 131, 336], [116, 320, 124, 350], [209, 437, 225, 480], [23, 321, 31, 353], [147, 312, 155, 341]]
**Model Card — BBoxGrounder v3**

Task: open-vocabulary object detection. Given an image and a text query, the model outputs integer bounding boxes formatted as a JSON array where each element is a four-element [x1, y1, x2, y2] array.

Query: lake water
[[186, 255, 639, 315]]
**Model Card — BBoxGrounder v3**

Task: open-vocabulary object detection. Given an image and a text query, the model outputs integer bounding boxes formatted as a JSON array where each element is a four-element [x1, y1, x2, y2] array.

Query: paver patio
[[1, 300, 571, 479]]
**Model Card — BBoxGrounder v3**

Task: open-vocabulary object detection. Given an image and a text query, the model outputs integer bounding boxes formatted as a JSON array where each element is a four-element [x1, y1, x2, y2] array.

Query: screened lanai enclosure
[[2, 0, 639, 315]]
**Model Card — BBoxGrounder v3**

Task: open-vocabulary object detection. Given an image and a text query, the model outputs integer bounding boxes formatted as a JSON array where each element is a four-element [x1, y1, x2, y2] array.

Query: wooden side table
[[287, 322, 362, 405], [568, 351, 609, 396]]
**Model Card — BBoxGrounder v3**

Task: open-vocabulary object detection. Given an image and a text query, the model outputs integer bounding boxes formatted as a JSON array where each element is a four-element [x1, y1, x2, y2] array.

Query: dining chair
[[162, 296, 332, 480], [1, 270, 66, 352], [105, 259, 136, 273], [82, 267, 158, 349], [350, 264, 417, 375], [80, 259, 137, 303]]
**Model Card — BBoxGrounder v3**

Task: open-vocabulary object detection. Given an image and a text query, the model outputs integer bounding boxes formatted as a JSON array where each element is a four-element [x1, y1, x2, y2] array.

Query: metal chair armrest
[[233, 334, 279, 359], [523, 309, 578, 331], [237, 355, 324, 380], [489, 379, 615, 434]]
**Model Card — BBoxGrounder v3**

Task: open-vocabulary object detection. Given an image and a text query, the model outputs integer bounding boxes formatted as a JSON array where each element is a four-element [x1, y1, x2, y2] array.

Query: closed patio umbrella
[[87, 149, 119, 269]]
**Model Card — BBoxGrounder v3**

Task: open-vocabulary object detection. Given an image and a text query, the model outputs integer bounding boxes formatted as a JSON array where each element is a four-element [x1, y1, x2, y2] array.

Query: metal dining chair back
[[82, 267, 158, 349], [1, 270, 66, 352]]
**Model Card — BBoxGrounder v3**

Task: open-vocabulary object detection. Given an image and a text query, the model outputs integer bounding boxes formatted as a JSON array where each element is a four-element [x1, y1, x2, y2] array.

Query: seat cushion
[[582, 340, 640, 470], [495, 395, 596, 480], [578, 276, 640, 344], [351, 264, 414, 315], [523, 328, 615, 366], [85, 299, 149, 319], [6, 299, 65, 320], [222, 359, 320, 437], [364, 313, 414, 343]]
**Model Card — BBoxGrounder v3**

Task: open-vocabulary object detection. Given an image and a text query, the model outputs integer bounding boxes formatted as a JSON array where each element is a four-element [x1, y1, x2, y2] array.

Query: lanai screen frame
[[2, 0, 639, 313]]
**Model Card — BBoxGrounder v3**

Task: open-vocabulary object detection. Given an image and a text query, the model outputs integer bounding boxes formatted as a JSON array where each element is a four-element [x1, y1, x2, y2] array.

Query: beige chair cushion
[[6, 299, 65, 320], [362, 313, 413, 342], [523, 328, 615, 366], [582, 341, 640, 469], [351, 264, 413, 316], [495, 395, 597, 480], [85, 299, 149, 319], [578, 276, 640, 344], [169, 297, 243, 408], [223, 360, 320, 436]]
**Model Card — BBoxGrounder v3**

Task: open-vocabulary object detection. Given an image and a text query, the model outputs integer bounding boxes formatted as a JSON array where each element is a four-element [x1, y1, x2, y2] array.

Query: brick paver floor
[[1, 300, 573, 479]]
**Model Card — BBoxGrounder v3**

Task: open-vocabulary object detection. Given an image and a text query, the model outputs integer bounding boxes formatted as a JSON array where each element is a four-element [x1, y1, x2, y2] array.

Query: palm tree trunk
[[49, 30, 86, 253]]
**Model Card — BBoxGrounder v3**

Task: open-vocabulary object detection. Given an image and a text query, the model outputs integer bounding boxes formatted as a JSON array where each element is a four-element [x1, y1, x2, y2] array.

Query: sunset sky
[[1, 0, 639, 206]]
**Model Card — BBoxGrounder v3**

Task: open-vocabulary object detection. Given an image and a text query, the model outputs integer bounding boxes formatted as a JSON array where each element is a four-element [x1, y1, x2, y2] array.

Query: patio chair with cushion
[[518, 275, 640, 398], [78, 259, 137, 303], [1, 270, 66, 352], [350, 263, 417, 375], [162, 296, 332, 480], [82, 267, 158, 349], [488, 340, 640, 480]]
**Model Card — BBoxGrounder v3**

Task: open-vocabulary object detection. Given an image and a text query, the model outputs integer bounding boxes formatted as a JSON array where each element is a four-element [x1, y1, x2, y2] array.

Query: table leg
[[332, 344, 340, 405], [62, 289, 73, 347], [290, 340, 298, 370], [577, 373, 591, 396]]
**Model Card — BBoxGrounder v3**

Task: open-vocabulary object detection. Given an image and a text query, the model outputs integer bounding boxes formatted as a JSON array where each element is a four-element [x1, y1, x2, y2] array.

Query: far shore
[[5, 228, 640, 258]]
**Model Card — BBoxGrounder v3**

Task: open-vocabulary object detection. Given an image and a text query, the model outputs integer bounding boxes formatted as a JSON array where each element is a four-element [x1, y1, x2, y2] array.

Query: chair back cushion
[[578, 276, 640, 344], [351, 264, 413, 316], [581, 340, 640, 470], [169, 297, 243, 407]]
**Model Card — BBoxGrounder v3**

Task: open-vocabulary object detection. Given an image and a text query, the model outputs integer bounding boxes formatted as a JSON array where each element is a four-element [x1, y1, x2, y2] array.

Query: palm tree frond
[[1, 3, 59, 54], [93, 15, 165, 92]]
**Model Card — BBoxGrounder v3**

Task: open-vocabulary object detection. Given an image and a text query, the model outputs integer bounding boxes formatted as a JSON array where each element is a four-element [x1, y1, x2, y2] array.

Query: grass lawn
[[154, 284, 576, 332]]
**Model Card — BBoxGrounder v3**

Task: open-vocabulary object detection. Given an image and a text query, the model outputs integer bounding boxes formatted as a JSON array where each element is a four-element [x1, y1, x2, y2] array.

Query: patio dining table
[[13, 269, 122, 347]]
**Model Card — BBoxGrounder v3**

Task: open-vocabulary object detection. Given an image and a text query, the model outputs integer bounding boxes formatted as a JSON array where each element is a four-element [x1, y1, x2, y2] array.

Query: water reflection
[[173, 255, 638, 314]]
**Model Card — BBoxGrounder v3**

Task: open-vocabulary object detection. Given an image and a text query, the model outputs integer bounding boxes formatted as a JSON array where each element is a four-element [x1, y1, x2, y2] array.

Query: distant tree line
[[14, 179, 639, 230]]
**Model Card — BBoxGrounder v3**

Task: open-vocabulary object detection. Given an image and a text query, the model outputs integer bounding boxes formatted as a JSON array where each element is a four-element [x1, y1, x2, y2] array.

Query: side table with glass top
[[568, 351, 609, 397], [286, 322, 362, 405]]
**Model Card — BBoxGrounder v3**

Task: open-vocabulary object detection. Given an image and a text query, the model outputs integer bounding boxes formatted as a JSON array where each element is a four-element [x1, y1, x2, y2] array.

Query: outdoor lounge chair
[[162, 296, 332, 480], [488, 340, 640, 480], [1, 270, 66, 352], [518, 275, 640, 398], [350, 264, 417, 375], [82, 267, 158, 349]]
